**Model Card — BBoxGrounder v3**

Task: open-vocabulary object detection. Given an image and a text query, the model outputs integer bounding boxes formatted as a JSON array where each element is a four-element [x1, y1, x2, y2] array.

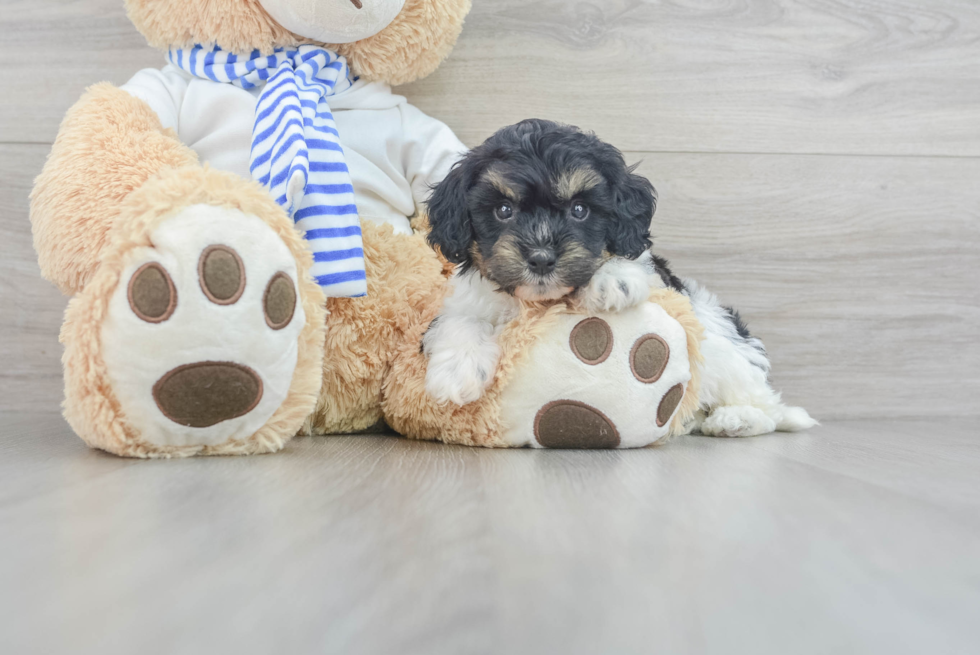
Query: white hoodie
[[122, 64, 467, 235]]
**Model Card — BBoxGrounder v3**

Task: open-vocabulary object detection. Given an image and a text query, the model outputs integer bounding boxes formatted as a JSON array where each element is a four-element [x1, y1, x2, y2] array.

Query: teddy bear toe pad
[[101, 205, 305, 447], [152, 361, 264, 428], [534, 400, 620, 448], [498, 303, 692, 449]]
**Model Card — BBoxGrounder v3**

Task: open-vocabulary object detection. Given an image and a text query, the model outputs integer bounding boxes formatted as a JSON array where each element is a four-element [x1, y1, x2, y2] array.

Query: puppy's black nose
[[527, 250, 557, 275]]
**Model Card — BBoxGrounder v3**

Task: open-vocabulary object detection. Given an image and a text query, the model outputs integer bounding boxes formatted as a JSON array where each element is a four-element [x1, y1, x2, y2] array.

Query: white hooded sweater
[[122, 64, 467, 235]]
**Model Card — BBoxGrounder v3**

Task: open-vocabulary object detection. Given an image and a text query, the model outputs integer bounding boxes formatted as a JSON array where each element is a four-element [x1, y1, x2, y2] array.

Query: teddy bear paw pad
[[498, 303, 693, 449], [534, 400, 620, 448], [100, 204, 305, 447]]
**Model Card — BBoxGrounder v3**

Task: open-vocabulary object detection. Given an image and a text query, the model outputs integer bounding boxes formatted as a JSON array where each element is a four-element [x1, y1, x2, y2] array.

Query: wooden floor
[[0, 413, 978, 654], [1, 1, 979, 652]]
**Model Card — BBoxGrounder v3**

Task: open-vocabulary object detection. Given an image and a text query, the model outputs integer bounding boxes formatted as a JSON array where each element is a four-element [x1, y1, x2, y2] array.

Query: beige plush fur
[[303, 219, 448, 435], [125, 0, 470, 85], [61, 166, 326, 458]]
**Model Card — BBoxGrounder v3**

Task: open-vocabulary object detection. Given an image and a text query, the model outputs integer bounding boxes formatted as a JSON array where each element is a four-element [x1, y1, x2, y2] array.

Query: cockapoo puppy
[[422, 119, 815, 437]]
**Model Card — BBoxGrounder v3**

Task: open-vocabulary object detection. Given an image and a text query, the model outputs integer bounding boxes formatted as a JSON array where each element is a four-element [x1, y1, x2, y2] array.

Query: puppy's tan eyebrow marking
[[554, 167, 602, 201], [482, 169, 520, 202]]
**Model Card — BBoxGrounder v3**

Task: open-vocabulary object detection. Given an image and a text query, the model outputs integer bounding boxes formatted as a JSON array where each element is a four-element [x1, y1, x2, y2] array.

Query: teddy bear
[[30, 0, 704, 457], [30, 0, 471, 456]]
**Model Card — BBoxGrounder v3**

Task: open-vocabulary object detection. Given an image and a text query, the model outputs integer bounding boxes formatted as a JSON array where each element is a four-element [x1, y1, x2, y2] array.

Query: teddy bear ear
[[333, 0, 471, 86]]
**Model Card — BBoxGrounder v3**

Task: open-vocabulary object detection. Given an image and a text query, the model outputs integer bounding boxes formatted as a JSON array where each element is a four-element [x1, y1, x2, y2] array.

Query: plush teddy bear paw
[[96, 204, 308, 449], [496, 303, 693, 448]]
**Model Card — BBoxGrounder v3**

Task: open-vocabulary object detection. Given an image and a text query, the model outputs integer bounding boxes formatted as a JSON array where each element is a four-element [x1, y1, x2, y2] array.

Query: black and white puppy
[[423, 119, 815, 437]]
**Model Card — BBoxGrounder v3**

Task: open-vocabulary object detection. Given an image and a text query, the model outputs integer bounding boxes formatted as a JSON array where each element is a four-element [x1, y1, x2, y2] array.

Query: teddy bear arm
[[30, 83, 198, 295]]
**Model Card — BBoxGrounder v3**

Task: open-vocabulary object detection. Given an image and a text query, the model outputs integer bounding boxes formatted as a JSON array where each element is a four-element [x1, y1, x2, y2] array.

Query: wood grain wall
[[1, 0, 978, 419]]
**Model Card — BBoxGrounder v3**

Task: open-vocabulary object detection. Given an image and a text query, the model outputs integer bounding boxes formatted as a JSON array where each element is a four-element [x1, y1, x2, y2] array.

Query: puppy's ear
[[608, 166, 656, 258], [426, 161, 474, 266]]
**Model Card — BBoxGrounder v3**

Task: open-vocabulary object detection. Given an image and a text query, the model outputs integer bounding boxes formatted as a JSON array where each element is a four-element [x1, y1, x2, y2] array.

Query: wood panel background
[[1, 0, 978, 419]]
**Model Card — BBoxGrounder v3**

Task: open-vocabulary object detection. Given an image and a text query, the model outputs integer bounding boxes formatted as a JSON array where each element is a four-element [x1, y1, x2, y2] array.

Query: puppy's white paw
[[425, 343, 500, 406], [577, 258, 651, 313], [700, 405, 777, 438], [678, 408, 708, 437]]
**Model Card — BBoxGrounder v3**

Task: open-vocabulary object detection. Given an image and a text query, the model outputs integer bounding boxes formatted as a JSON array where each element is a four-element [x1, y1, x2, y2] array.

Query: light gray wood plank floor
[[1, 413, 977, 654]]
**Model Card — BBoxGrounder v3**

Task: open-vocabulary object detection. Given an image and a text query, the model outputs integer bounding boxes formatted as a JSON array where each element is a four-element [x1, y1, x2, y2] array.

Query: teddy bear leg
[[494, 305, 693, 448], [490, 290, 705, 449], [61, 167, 326, 457]]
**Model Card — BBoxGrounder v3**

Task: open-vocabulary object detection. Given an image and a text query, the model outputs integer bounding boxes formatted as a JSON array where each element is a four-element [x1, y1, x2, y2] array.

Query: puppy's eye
[[570, 201, 590, 220], [494, 202, 514, 221]]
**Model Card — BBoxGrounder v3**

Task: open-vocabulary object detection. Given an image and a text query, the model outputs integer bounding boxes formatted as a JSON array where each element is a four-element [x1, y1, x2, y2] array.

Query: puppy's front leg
[[423, 314, 501, 405], [576, 251, 661, 313], [423, 271, 519, 406]]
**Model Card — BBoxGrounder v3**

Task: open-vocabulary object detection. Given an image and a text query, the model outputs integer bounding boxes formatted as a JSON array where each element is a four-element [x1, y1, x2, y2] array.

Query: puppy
[[422, 119, 815, 437]]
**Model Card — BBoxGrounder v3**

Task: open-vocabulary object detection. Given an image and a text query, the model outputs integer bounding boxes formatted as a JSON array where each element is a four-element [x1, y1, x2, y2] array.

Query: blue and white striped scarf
[[169, 45, 367, 297]]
